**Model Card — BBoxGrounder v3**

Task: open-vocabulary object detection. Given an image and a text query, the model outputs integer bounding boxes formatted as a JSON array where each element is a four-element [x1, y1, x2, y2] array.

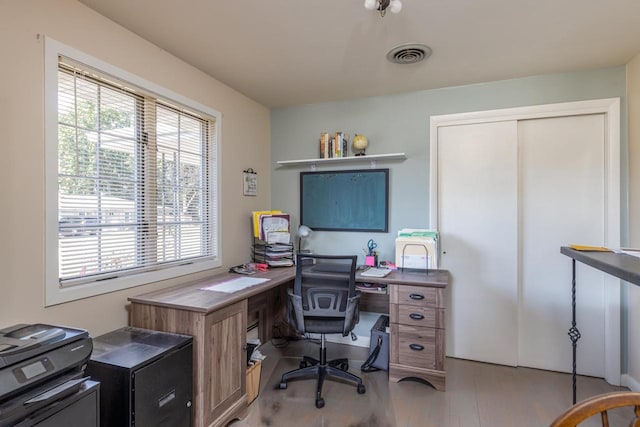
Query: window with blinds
[[56, 57, 218, 288]]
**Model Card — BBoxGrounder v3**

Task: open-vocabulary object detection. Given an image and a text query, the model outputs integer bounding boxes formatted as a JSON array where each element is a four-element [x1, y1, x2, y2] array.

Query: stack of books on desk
[[252, 241, 294, 267], [251, 209, 294, 267]]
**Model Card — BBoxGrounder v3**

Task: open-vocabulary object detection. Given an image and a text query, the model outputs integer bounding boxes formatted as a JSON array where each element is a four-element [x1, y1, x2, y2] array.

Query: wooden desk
[[561, 247, 640, 403], [359, 269, 449, 391], [129, 268, 295, 427], [129, 267, 449, 427]]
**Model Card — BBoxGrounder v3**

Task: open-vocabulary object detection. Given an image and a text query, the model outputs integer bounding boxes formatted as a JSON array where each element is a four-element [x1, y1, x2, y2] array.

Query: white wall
[[271, 65, 632, 383], [626, 53, 640, 390], [0, 0, 271, 336], [271, 68, 627, 264]]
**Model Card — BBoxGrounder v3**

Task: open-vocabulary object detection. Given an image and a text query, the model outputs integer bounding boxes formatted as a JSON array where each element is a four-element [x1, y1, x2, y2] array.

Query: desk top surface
[[560, 246, 640, 286], [358, 268, 449, 287], [129, 267, 296, 313], [129, 267, 449, 314]]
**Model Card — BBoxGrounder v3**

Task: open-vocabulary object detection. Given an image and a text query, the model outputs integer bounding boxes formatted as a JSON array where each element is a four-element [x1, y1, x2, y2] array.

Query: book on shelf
[[318, 131, 349, 159], [319, 132, 329, 159], [342, 135, 348, 157], [335, 132, 342, 157], [329, 136, 335, 158]]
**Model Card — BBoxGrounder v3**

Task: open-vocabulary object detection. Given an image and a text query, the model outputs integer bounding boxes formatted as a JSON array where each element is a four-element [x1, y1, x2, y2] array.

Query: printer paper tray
[[0, 372, 85, 427]]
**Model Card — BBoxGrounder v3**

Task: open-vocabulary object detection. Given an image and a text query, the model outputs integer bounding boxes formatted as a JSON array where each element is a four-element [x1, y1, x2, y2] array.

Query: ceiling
[[78, 0, 640, 108]]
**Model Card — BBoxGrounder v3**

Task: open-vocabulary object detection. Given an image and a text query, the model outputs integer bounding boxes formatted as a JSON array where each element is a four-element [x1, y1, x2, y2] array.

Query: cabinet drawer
[[391, 324, 444, 370], [390, 304, 444, 328], [392, 285, 443, 308]]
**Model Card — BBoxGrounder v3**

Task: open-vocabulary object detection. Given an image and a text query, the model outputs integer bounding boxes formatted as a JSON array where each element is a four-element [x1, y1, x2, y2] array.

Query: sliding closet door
[[438, 121, 519, 366], [518, 114, 606, 376]]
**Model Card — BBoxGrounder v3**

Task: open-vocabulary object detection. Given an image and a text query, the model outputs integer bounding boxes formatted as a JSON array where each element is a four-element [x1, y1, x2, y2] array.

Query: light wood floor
[[230, 340, 630, 427]]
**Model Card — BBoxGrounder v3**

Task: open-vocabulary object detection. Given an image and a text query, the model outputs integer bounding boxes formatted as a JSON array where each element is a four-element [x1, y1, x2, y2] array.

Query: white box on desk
[[395, 237, 437, 269]]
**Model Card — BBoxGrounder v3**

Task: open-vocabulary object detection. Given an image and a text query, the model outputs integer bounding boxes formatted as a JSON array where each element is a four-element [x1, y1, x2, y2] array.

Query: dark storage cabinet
[[86, 327, 193, 427]]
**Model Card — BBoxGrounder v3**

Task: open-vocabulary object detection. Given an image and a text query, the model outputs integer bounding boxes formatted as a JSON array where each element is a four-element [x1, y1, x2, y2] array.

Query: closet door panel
[[439, 121, 519, 366], [518, 114, 606, 376]]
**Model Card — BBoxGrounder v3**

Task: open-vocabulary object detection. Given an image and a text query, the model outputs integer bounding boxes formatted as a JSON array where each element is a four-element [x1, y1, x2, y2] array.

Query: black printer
[[0, 324, 96, 427]]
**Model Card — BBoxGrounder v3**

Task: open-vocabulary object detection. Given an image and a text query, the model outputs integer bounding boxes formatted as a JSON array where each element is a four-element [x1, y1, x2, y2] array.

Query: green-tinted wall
[[271, 66, 627, 263]]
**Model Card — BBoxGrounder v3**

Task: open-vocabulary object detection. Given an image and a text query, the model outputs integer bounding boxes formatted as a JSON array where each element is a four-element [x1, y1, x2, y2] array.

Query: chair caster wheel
[[278, 382, 287, 390], [357, 384, 366, 394], [300, 361, 309, 368], [315, 397, 325, 408], [338, 362, 349, 371]]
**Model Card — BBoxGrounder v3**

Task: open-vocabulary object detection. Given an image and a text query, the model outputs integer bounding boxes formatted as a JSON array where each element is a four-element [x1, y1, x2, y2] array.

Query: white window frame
[[45, 37, 222, 306]]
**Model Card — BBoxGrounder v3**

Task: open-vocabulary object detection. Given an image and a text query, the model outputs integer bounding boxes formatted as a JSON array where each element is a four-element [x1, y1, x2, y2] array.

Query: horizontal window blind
[[57, 58, 217, 286]]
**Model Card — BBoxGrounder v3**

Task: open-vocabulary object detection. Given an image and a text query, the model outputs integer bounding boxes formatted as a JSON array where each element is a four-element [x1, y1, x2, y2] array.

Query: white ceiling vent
[[387, 44, 432, 64]]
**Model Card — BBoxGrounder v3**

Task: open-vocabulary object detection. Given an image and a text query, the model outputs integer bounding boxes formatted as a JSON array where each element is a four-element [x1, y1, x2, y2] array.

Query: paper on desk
[[259, 214, 290, 240], [569, 244, 612, 252], [201, 277, 270, 293], [267, 231, 290, 244], [252, 210, 282, 237], [617, 248, 640, 259]]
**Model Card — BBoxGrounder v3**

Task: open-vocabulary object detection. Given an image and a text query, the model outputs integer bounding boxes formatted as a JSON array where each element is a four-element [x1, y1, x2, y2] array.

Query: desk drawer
[[391, 324, 444, 370], [391, 285, 443, 308], [391, 305, 444, 329]]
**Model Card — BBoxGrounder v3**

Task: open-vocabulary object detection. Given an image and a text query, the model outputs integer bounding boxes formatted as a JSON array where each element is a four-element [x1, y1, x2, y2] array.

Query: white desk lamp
[[297, 225, 313, 254]]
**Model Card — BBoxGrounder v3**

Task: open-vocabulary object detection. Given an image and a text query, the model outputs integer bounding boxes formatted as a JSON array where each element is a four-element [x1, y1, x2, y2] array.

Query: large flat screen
[[300, 168, 389, 232]]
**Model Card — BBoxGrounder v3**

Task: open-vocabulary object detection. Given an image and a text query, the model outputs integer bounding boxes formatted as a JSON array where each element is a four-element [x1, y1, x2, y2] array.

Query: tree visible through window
[[57, 60, 216, 286]]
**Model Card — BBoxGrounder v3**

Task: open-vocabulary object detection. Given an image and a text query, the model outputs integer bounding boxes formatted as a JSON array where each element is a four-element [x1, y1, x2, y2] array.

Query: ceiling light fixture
[[364, 0, 402, 17]]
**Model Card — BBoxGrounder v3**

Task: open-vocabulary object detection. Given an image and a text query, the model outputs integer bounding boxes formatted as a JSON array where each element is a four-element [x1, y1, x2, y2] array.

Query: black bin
[[86, 327, 193, 427]]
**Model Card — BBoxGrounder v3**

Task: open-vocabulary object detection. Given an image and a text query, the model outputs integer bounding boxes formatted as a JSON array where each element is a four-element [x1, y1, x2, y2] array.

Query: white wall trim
[[429, 98, 622, 386], [622, 373, 640, 392], [429, 98, 620, 128], [44, 36, 222, 306]]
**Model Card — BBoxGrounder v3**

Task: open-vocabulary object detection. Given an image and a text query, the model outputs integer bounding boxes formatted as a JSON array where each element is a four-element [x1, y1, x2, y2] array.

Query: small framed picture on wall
[[243, 168, 257, 196]]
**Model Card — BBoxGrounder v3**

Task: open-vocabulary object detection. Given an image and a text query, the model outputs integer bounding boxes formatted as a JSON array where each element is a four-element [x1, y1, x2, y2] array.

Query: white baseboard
[[621, 373, 640, 391]]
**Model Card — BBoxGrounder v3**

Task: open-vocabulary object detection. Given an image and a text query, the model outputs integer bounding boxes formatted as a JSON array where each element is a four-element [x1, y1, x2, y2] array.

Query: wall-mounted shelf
[[276, 152, 406, 169]]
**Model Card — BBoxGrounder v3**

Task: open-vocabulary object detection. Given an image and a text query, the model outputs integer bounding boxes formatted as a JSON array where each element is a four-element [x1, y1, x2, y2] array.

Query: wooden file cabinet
[[130, 301, 247, 427], [386, 273, 447, 390]]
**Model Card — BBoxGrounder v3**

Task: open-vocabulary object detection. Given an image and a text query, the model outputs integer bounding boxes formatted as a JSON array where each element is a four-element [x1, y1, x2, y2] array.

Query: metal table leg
[[568, 258, 582, 404]]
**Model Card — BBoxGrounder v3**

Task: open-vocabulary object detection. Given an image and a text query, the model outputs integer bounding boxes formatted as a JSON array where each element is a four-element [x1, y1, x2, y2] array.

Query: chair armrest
[[287, 288, 306, 334], [343, 293, 361, 336]]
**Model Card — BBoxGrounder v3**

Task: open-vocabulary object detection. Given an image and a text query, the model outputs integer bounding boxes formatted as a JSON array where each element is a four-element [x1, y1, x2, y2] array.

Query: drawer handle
[[409, 293, 424, 300], [409, 344, 424, 351], [409, 313, 424, 320]]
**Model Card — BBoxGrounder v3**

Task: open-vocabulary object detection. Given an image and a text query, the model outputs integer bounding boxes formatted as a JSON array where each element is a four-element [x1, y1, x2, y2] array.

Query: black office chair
[[278, 254, 366, 408]]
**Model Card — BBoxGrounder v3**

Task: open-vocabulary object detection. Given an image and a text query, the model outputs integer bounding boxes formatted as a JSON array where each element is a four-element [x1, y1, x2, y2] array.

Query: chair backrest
[[550, 392, 640, 427], [287, 254, 359, 335]]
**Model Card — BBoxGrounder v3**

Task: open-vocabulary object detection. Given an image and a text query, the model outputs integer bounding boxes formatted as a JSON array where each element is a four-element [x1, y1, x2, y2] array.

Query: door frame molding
[[429, 98, 621, 385]]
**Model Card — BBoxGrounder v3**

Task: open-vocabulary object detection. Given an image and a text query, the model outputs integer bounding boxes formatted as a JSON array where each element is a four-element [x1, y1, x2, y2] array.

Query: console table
[[129, 267, 449, 427], [561, 246, 640, 403]]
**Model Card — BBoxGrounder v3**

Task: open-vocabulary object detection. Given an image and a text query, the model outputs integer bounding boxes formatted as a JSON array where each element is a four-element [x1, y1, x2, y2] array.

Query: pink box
[[365, 255, 377, 267]]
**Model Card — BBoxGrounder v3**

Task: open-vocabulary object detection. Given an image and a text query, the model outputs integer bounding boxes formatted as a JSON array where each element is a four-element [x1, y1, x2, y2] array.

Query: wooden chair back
[[550, 392, 640, 427]]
